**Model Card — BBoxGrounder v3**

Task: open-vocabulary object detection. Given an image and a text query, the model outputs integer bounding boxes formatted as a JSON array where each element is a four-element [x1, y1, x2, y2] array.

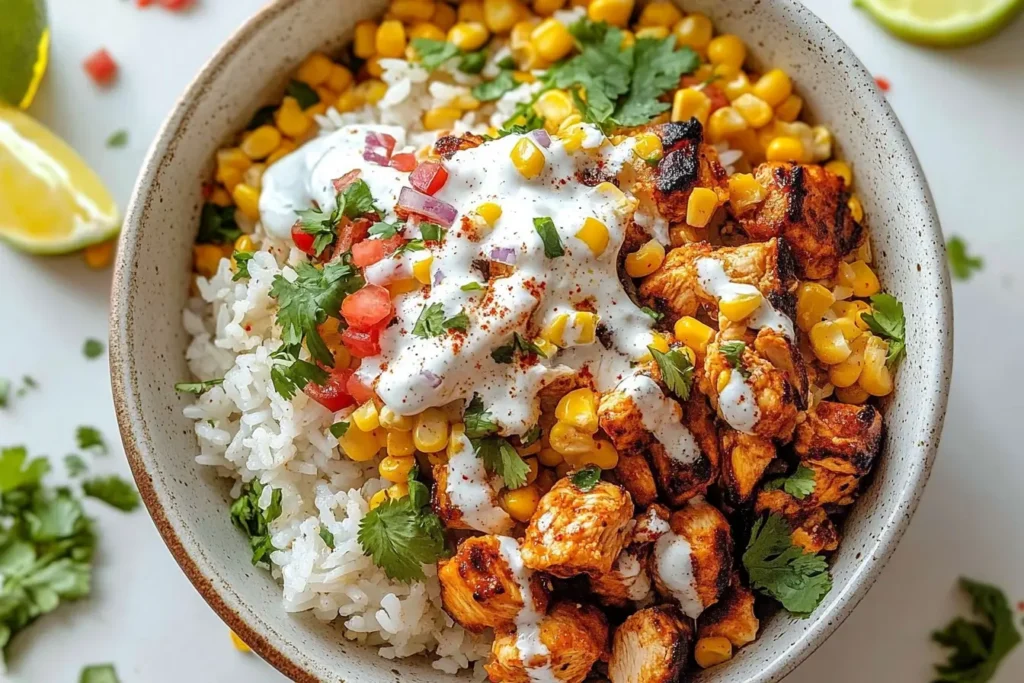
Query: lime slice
[[0, 0, 50, 109], [855, 0, 1024, 47], [0, 107, 120, 255]]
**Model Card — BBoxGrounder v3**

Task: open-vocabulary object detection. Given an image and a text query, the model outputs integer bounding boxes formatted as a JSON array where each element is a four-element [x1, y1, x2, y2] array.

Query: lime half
[[0, 0, 50, 108], [855, 0, 1024, 47], [0, 107, 119, 255]]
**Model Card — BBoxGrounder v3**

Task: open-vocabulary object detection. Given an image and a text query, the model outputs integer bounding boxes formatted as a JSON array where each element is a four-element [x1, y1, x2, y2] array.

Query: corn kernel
[[716, 368, 732, 394], [549, 421, 596, 456], [209, 186, 233, 207], [447, 21, 490, 51], [619, 29, 636, 48], [375, 20, 408, 59], [825, 160, 853, 189], [587, 0, 633, 27], [829, 334, 867, 388], [408, 22, 447, 42], [796, 282, 835, 332], [859, 335, 893, 396], [502, 485, 541, 522], [339, 424, 381, 461], [555, 388, 599, 434], [379, 453, 415, 483], [391, 0, 435, 22], [649, 331, 670, 354], [542, 313, 569, 346], [534, 0, 566, 14], [673, 317, 713, 355], [671, 88, 712, 126], [638, 0, 682, 28], [728, 173, 767, 214], [192, 244, 225, 278], [810, 125, 833, 162], [387, 481, 410, 499], [836, 300, 873, 331], [414, 408, 450, 453], [810, 320, 852, 365], [848, 195, 865, 223], [335, 88, 364, 114], [695, 637, 733, 669], [633, 132, 663, 163], [231, 183, 261, 221], [774, 93, 803, 122], [215, 166, 243, 192], [720, 72, 750, 102], [524, 456, 540, 483], [369, 489, 389, 510], [720, 291, 763, 323], [833, 315, 862, 342], [835, 383, 869, 405], [412, 254, 434, 285], [423, 106, 463, 131], [217, 147, 252, 174], [352, 401, 381, 432], [431, 1, 457, 29], [635, 26, 669, 39], [484, 0, 524, 33], [243, 163, 266, 192], [510, 137, 546, 179], [388, 278, 422, 298], [379, 406, 413, 432], [569, 312, 598, 345], [707, 106, 748, 143], [295, 53, 333, 87], [530, 18, 574, 62], [625, 239, 666, 278], [707, 35, 746, 70], [538, 447, 563, 467], [533, 89, 575, 132], [580, 439, 619, 469], [753, 68, 793, 107], [729, 93, 772, 129], [686, 187, 721, 228], [673, 13, 713, 50], [266, 139, 296, 166], [848, 261, 880, 297], [475, 202, 503, 227], [230, 630, 251, 653], [84, 240, 116, 269], [766, 136, 805, 163], [575, 217, 610, 257], [354, 21, 378, 59], [231, 235, 253, 254], [240, 125, 282, 161], [459, 0, 485, 22], [274, 97, 312, 138], [533, 338, 558, 358]]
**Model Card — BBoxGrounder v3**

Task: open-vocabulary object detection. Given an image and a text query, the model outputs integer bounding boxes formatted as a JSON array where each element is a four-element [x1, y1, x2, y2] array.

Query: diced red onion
[[397, 186, 458, 227], [531, 129, 551, 148], [332, 169, 362, 192], [490, 246, 517, 264], [421, 370, 442, 388], [433, 269, 445, 286], [363, 131, 396, 166]]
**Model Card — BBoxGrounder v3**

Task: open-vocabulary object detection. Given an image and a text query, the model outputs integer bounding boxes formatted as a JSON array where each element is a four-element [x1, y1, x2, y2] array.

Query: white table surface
[[1, 1, 1022, 681]]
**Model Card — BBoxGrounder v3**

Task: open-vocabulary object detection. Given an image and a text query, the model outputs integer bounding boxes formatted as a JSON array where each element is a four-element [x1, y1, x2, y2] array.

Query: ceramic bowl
[[110, 0, 953, 681]]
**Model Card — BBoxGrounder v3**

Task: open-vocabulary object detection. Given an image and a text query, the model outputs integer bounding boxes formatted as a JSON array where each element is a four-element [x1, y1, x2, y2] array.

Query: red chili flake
[[874, 76, 891, 92], [157, 0, 196, 9], [84, 49, 118, 86], [136, 0, 155, 6]]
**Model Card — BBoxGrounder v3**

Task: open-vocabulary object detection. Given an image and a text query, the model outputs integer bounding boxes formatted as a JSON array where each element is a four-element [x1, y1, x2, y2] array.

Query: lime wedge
[[0, 107, 120, 255], [0, 0, 50, 109], [855, 0, 1024, 47]]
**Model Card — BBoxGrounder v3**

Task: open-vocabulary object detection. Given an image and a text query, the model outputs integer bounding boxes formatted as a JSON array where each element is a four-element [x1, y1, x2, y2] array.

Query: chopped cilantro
[[862, 293, 906, 366], [330, 421, 350, 439], [105, 130, 128, 149], [743, 513, 832, 616], [0, 378, 10, 409], [572, 465, 601, 492], [640, 306, 664, 321], [443, 308, 470, 332], [496, 55, 516, 70], [947, 236, 983, 281], [64, 454, 88, 478], [460, 281, 485, 292], [297, 179, 379, 257], [720, 340, 751, 378], [369, 220, 401, 238], [649, 347, 694, 400], [76, 426, 107, 455], [932, 577, 1021, 683], [196, 202, 241, 245], [230, 480, 283, 566], [174, 378, 224, 395], [83, 338, 105, 359], [412, 302, 446, 338], [612, 38, 699, 126], [521, 424, 541, 446], [420, 222, 445, 242], [410, 38, 461, 71], [232, 251, 254, 280], [286, 79, 319, 109], [471, 70, 518, 102], [475, 436, 530, 490], [464, 395, 499, 439], [491, 332, 543, 364], [458, 50, 487, 74], [82, 475, 140, 512], [0, 446, 50, 492], [270, 352, 329, 401], [393, 238, 426, 256], [532, 217, 565, 258], [319, 526, 335, 549], [80, 664, 120, 683], [763, 465, 817, 500]]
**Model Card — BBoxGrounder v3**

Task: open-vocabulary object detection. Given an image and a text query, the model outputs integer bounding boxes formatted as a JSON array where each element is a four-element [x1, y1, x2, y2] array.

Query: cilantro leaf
[[174, 378, 223, 395], [491, 332, 543, 364], [862, 293, 906, 367], [297, 194, 344, 257], [763, 465, 816, 500], [232, 251, 254, 280], [83, 338, 105, 360], [0, 378, 9, 408], [270, 354, 329, 400], [76, 427, 107, 455], [412, 302, 446, 338], [464, 395, 499, 439], [571, 465, 601, 492], [82, 476, 140, 512], [533, 217, 565, 258], [649, 347, 694, 400], [411, 38, 462, 71], [521, 424, 541, 446], [369, 220, 401, 238], [230, 481, 283, 566], [286, 79, 319, 109], [420, 222, 445, 242], [340, 179, 378, 217], [393, 238, 426, 256], [474, 436, 530, 489], [319, 526, 335, 549], [64, 455, 88, 478], [947, 237, 983, 281], [720, 340, 751, 378], [105, 130, 128, 149], [471, 70, 518, 102], [80, 664, 120, 683], [932, 577, 1021, 683], [329, 421, 350, 438], [612, 38, 699, 126], [458, 50, 487, 74], [460, 281, 485, 292], [443, 309, 470, 332], [640, 306, 664, 321], [0, 446, 50, 493], [743, 513, 832, 616], [547, 19, 632, 126], [197, 203, 240, 245]]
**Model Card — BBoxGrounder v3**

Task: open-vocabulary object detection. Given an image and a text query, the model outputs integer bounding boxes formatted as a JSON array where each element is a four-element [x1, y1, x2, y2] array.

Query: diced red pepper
[[304, 367, 356, 412], [874, 76, 891, 92], [351, 239, 386, 268], [157, 0, 194, 9], [389, 153, 417, 172], [332, 169, 363, 193], [341, 284, 393, 330], [345, 373, 377, 404], [291, 222, 316, 255], [341, 327, 381, 358], [334, 217, 372, 256], [409, 161, 449, 196], [84, 49, 118, 86]]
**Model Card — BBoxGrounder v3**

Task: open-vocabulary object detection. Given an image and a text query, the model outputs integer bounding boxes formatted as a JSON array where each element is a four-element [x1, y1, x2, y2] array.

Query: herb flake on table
[[0, 378, 9, 409], [83, 338, 105, 359], [76, 426, 108, 455], [82, 475, 140, 512], [230, 480, 283, 566], [105, 130, 128, 149], [742, 513, 832, 617], [65, 454, 89, 478], [80, 664, 120, 683], [932, 578, 1021, 683], [947, 236, 984, 281]]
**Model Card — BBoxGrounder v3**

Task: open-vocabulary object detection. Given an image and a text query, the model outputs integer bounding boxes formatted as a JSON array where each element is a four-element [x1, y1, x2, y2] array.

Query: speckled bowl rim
[[110, 1, 953, 681]]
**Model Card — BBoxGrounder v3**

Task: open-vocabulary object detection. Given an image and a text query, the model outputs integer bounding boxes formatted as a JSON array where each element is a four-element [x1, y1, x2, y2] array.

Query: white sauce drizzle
[[497, 536, 558, 683], [653, 531, 703, 619], [446, 432, 513, 534], [616, 551, 653, 602], [719, 367, 759, 434], [616, 373, 701, 465], [696, 257, 795, 339]]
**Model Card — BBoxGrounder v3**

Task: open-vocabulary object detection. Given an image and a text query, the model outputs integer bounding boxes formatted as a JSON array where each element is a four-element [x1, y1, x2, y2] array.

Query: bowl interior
[[110, 1, 952, 681]]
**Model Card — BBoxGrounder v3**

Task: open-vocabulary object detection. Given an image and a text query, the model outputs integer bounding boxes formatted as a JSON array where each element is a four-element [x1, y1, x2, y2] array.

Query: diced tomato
[[157, 0, 194, 8], [304, 368, 355, 412], [332, 169, 362, 193], [346, 373, 377, 404], [84, 49, 118, 86], [409, 161, 449, 196], [335, 217, 372, 255], [680, 77, 728, 114], [342, 285, 393, 329], [875, 76, 891, 92], [291, 222, 316, 255], [342, 327, 381, 358], [380, 234, 405, 256], [136, 0, 155, 6], [351, 239, 386, 267], [389, 153, 417, 172]]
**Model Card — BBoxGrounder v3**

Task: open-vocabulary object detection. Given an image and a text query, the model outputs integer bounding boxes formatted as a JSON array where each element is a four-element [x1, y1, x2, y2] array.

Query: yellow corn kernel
[[833, 315, 862, 342], [408, 22, 447, 42], [533, 338, 558, 358], [423, 106, 463, 131], [686, 187, 721, 228], [671, 88, 712, 126], [695, 637, 733, 669], [728, 173, 767, 215], [459, 0, 485, 22], [580, 439, 619, 470], [352, 400, 381, 432], [730, 93, 773, 128], [810, 320, 852, 365], [848, 195, 865, 223], [379, 406, 413, 431], [369, 489, 389, 510], [217, 147, 252, 174], [446, 423, 468, 459], [335, 87, 364, 114], [587, 0, 633, 26], [230, 630, 251, 653], [267, 139, 297, 166], [542, 313, 569, 346], [766, 136, 805, 163], [84, 240, 116, 269], [354, 21, 378, 59], [707, 106, 748, 143], [810, 125, 833, 162], [549, 421, 597, 456], [359, 79, 390, 105], [720, 291, 763, 323], [624, 239, 666, 278], [531, 18, 574, 62], [673, 13, 713, 50], [860, 335, 893, 396], [379, 454, 416, 482], [476, 202, 503, 227], [774, 93, 803, 123], [387, 481, 410, 499], [274, 97, 312, 138], [825, 160, 853, 189], [192, 244, 225, 278], [375, 20, 408, 59], [502, 485, 541, 522], [412, 254, 434, 285], [209, 186, 233, 207], [753, 68, 793, 107], [538, 447, 563, 467], [510, 137, 546, 179], [388, 278, 422, 299], [323, 64, 353, 93], [233, 235, 254, 253], [413, 408, 450, 453], [638, 0, 682, 28], [569, 312, 598, 345], [672, 317, 712, 355], [240, 125, 282, 161], [533, 0, 565, 14], [432, 0, 457, 29], [216, 166, 243, 192], [721, 72, 751, 101], [523, 456, 540, 484], [447, 21, 490, 51], [558, 123, 587, 152], [847, 261, 879, 297], [243, 163, 267, 191], [555, 388, 599, 434], [797, 282, 835, 332], [575, 217, 610, 257], [338, 424, 381, 462], [633, 132, 663, 163], [707, 34, 746, 70], [484, 0, 524, 33], [533, 89, 575, 132], [231, 183, 261, 221], [835, 383, 869, 405], [295, 53, 332, 87], [557, 114, 583, 133], [391, 0, 435, 22], [649, 331, 670, 354], [829, 335, 867, 388], [841, 300, 873, 331], [635, 26, 669, 39], [618, 29, 636, 48]]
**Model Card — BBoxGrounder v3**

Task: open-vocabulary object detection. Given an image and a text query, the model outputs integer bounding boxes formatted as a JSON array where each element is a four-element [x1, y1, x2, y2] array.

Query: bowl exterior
[[110, 0, 953, 681]]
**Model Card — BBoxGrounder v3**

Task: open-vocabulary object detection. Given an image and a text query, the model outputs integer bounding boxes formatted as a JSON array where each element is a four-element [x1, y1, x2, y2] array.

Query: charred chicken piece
[[608, 605, 693, 683], [485, 601, 609, 683], [640, 119, 730, 224], [736, 162, 863, 280], [590, 507, 673, 607], [521, 478, 634, 578], [754, 489, 839, 554], [438, 535, 549, 633], [697, 574, 760, 648], [432, 462, 513, 534], [719, 428, 777, 506], [795, 401, 883, 477]]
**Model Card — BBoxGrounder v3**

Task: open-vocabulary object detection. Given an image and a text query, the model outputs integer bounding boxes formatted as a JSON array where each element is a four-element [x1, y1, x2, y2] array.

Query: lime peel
[[855, 0, 1024, 47]]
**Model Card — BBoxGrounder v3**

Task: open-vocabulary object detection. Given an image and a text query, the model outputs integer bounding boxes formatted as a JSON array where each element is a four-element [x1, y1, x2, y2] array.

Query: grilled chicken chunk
[[735, 162, 863, 279], [433, 132, 485, 159], [432, 462, 512, 534], [589, 507, 673, 607], [795, 402, 882, 477], [650, 498, 733, 617], [697, 574, 760, 648], [521, 478, 634, 578], [438, 535, 550, 633], [485, 601, 609, 683], [719, 429, 777, 506], [754, 489, 839, 553], [609, 605, 693, 683]]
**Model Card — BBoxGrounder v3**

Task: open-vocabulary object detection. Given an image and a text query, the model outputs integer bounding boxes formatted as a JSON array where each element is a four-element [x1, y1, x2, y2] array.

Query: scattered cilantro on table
[[80, 664, 120, 683], [104, 130, 128, 149], [862, 293, 906, 366], [0, 378, 9, 409], [947, 236, 983, 281], [229, 480, 283, 567], [76, 426, 107, 456], [82, 476, 140, 512], [931, 577, 1021, 683], [763, 465, 817, 500], [742, 513, 832, 617], [83, 338, 105, 359], [649, 347, 694, 401], [64, 454, 89, 478]]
